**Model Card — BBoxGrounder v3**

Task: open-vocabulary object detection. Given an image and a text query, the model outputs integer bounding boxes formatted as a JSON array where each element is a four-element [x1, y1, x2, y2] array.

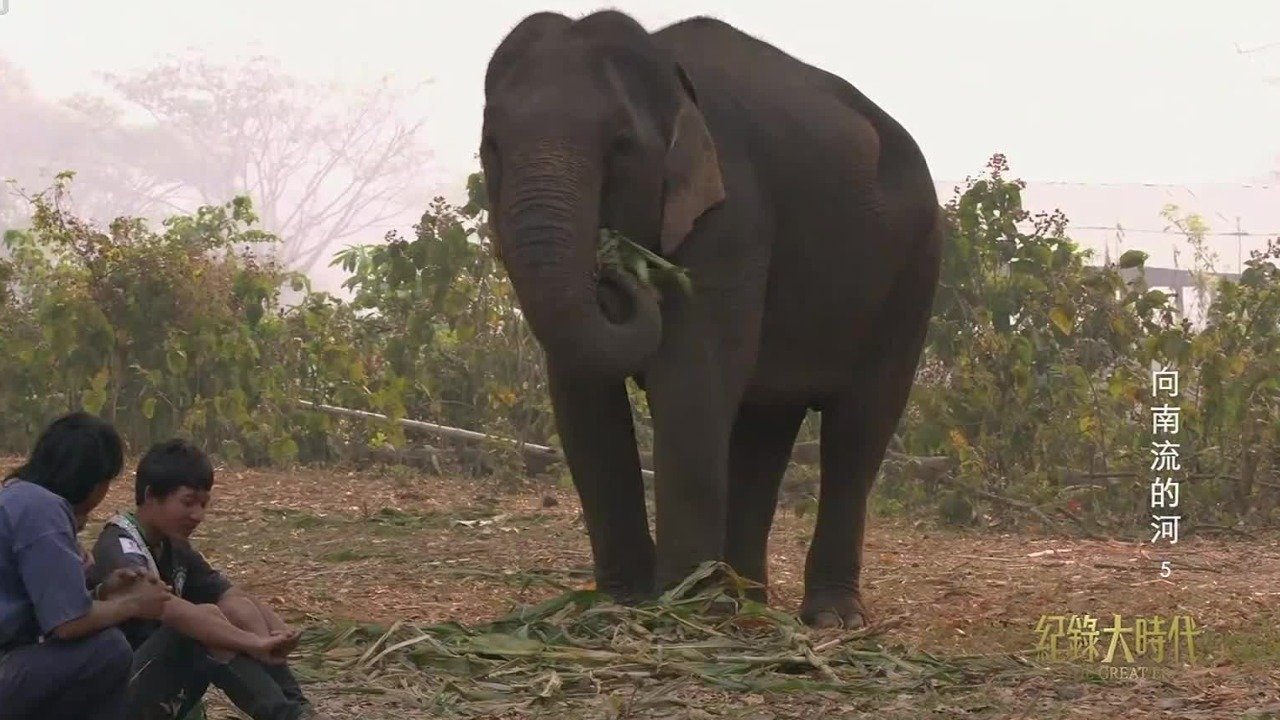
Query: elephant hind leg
[[800, 219, 943, 629], [724, 403, 808, 603]]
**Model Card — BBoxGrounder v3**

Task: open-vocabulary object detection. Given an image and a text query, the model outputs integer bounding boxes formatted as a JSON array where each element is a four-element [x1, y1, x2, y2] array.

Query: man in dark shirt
[[93, 518, 234, 649], [89, 439, 323, 720]]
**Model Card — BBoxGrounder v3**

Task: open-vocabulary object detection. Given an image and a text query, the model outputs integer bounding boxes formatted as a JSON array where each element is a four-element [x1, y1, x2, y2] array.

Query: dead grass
[[8, 455, 1276, 719]]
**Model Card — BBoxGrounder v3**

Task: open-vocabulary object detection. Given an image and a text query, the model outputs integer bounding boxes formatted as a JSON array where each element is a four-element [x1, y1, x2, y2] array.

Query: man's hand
[[80, 545, 94, 573], [245, 631, 299, 665], [268, 628, 302, 656], [120, 574, 173, 620], [98, 567, 155, 599]]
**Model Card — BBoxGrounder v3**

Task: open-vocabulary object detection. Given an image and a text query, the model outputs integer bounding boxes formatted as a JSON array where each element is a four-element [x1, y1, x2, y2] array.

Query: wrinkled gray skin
[[480, 10, 944, 628]]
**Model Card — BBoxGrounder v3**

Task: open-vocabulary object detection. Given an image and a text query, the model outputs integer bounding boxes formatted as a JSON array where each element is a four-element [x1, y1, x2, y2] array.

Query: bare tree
[[0, 56, 190, 230], [99, 52, 434, 271]]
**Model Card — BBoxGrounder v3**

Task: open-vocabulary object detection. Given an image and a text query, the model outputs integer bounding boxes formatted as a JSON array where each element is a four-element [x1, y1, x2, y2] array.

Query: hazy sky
[[2, 0, 1279, 195]]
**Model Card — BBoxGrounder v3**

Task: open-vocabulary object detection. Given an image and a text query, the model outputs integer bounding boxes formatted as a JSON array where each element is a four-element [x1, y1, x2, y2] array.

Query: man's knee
[[83, 627, 134, 685], [14, 628, 135, 703], [197, 603, 230, 622]]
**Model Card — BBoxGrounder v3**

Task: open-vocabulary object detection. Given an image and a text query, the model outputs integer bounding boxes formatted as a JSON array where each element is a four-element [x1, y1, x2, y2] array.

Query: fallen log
[[341, 442, 442, 473], [295, 400, 575, 477], [637, 443, 951, 476], [293, 400, 951, 480]]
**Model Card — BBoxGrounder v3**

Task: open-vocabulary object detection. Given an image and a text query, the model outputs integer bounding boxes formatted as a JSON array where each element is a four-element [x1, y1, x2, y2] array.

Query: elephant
[[479, 10, 944, 629]]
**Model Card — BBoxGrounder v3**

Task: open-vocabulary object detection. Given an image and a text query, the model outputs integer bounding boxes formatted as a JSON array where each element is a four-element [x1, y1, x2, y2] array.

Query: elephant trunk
[[496, 140, 662, 378]]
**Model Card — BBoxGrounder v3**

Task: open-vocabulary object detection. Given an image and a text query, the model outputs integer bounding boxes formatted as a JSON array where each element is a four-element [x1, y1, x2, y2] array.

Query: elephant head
[[480, 11, 726, 378]]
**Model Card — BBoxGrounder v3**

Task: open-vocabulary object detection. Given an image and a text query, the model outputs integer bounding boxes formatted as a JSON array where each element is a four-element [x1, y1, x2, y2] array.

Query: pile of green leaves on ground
[[293, 563, 1029, 717]]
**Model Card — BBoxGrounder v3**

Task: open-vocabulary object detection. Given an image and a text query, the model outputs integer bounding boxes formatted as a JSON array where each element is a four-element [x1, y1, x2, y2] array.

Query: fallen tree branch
[[1063, 469, 1280, 491], [297, 400, 552, 455], [294, 401, 952, 482], [934, 474, 1111, 540], [1185, 524, 1256, 540], [786, 441, 952, 474], [293, 400, 647, 480], [293, 402, 1279, 522]]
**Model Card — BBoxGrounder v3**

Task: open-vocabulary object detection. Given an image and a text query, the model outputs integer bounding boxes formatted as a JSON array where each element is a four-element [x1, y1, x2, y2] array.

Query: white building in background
[[934, 180, 1280, 326]]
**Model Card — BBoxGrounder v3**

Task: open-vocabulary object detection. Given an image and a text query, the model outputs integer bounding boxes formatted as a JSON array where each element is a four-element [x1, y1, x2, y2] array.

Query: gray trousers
[[126, 626, 312, 720], [0, 627, 133, 720]]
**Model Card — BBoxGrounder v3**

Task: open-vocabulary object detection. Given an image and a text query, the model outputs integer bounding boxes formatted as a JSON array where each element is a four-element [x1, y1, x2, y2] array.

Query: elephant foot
[[742, 585, 768, 605], [657, 562, 756, 603], [799, 589, 868, 630], [599, 585, 656, 607]]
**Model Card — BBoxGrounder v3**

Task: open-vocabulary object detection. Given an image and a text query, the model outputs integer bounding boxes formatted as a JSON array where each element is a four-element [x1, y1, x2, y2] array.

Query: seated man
[[89, 438, 323, 720], [1, 412, 173, 720]]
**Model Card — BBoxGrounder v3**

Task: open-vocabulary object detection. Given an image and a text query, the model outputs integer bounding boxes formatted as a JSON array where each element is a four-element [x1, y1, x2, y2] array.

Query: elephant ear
[[660, 64, 725, 257]]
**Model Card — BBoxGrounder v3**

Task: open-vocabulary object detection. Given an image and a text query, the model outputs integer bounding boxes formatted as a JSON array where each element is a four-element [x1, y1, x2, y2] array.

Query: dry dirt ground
[[18, 456, 1278, 719]]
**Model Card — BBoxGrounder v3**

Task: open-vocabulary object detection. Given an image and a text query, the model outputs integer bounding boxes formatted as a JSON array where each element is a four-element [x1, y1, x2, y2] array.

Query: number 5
[[1160, 561, 1172, 578]]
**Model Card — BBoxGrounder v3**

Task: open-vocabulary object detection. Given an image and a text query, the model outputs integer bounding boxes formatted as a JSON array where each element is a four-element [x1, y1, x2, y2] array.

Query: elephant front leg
[[548, 363, 655, 602], [724, 403, 808, 603], [644, 346, 736, 592]]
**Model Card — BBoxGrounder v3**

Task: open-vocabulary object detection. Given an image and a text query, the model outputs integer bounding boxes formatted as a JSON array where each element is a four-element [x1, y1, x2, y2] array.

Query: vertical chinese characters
[[1150, 367, 1181, 558]]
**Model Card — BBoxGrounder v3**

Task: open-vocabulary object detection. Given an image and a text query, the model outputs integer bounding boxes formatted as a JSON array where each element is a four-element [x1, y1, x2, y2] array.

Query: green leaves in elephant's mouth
[[597, 228, 693, 296]]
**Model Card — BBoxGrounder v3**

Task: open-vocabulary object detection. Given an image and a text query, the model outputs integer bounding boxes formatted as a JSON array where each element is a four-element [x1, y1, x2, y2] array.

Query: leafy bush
[[894, 155, 1280, 531], [2, 156, 1277, 532], [330, 172, 554, 462], [0, 172, 375, 465]]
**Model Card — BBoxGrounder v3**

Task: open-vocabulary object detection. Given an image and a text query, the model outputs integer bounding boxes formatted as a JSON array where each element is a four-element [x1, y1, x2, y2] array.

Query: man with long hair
[[0, 411, 172, 720]]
